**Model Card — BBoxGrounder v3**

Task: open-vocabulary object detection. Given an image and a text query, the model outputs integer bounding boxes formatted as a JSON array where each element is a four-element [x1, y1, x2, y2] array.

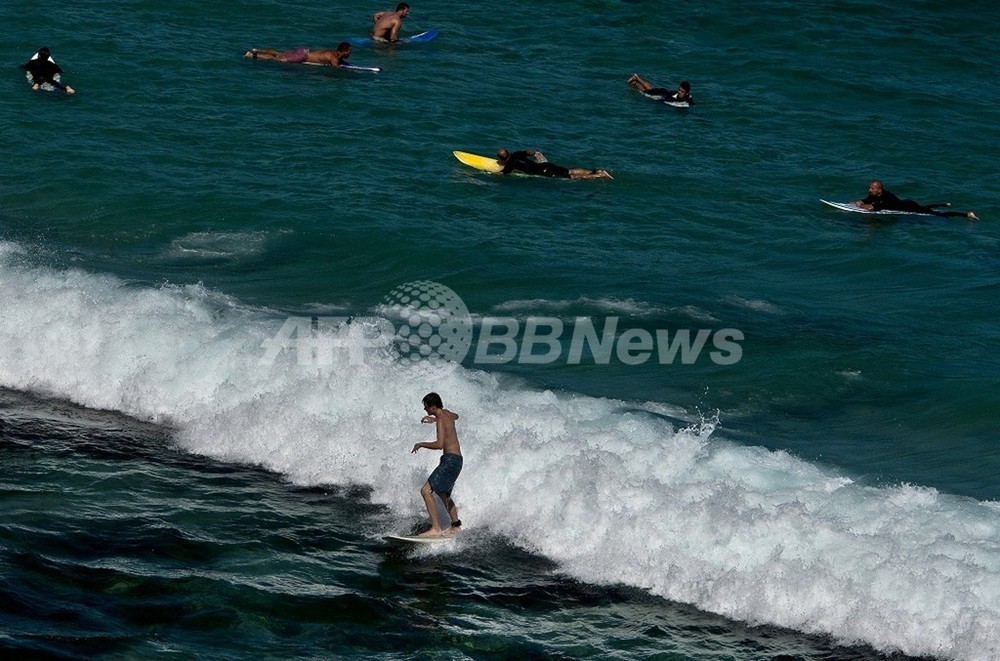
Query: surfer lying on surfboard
[[21, 47, 74, 94], [497, 149, 613, 180], [245, 42, 352, 67], [628, 74, 693, 106], [855, 179, 979, 220]]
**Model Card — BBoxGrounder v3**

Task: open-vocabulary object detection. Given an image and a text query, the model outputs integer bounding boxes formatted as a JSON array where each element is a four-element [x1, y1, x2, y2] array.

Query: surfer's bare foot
[[65, 86, 75, 94], [417, 528, 443, 538], [967, 211, 979, 221]]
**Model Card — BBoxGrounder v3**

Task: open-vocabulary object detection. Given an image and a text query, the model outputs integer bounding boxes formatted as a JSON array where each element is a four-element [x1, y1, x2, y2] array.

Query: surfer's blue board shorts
[[428, 453, 463, 496]]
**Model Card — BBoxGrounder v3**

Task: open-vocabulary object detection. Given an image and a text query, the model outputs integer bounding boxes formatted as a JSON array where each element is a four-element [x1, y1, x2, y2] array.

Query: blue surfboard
[[350, 29, 439, 46]]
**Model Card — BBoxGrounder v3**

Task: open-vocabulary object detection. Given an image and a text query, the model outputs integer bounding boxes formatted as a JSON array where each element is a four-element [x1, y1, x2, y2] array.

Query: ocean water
[[2, 1, 999, 658]]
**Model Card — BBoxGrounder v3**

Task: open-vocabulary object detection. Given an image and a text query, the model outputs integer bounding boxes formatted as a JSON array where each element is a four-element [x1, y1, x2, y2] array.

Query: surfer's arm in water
[[307, 44, 351, 67]]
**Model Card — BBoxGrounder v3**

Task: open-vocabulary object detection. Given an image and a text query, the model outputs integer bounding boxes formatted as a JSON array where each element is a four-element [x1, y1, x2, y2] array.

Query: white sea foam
[[489, 297, 720, 325], [164, 231, 270, 260], [1, 246, 998, 660], [493, 296, 665, 317], [726, 295, 785, 315]]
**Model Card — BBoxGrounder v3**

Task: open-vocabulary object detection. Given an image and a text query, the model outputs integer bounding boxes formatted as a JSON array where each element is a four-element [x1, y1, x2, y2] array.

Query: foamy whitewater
[[2, 243, 998, 659]]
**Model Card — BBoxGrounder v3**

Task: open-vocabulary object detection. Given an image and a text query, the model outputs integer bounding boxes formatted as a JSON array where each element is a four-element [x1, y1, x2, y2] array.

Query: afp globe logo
[[381, 281, 473, 375]]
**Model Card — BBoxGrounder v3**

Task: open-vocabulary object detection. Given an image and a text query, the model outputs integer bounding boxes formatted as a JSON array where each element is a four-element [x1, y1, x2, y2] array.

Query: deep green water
[[2, 1, 999, 658]]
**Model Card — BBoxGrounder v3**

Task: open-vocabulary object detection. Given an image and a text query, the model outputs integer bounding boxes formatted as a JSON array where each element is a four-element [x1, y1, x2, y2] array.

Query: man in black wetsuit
[[854, 180, 978, 220], [21, 47, 75, 94], [496, 149, 612, 180], [627, 74, 693, 106]]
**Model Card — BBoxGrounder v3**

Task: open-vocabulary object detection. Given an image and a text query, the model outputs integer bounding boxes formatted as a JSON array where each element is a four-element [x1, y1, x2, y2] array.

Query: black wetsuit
[[862, 190, 966, 217], [21, 55, 68, 91], [501, 151, 570, 179], [643, 88, 694, 106]]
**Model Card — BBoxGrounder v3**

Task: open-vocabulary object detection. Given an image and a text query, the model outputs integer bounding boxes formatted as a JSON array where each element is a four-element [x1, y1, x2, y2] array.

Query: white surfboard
[[301, 61, 382, 73], [383, 534, 455, 545], [820, 199, 935, 216]]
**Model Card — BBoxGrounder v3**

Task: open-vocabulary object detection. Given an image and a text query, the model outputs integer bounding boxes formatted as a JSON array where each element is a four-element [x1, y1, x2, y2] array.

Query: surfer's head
[[37, 46, 51, 59], [422, 392, 443, 411], [396, 2, 410, 14], [496, 148, 510, 162], [337, 42, 351, 55], [869, 179, 884, 196], [678, 81, 691, 97]]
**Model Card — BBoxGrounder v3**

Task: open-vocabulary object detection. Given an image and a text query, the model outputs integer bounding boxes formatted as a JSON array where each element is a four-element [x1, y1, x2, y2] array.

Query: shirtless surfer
[[372, 3, 411, 42], [245, 42, 352, 67], [410, 392, 463, 537]]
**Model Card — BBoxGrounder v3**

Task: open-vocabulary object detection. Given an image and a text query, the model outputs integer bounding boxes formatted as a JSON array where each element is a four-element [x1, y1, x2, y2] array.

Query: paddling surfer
[[245, 42, 352, 67], [372, 2, 411, 42], [496, 149, 613, 180], [627, 74, 693, 106], [21, 47, 74, 94], [410, 392, 463, 537], [854, 180, 978, 219]]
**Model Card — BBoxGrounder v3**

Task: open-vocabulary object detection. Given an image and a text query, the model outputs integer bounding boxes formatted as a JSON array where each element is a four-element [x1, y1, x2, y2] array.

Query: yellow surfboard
[[453, 150, 503, 173]]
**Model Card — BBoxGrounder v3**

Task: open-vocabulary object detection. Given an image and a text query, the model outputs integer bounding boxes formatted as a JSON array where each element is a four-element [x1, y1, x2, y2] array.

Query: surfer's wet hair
[[422, 392, 443, 409], [680, 81, 691, 92], [397, 2, 410, 10]]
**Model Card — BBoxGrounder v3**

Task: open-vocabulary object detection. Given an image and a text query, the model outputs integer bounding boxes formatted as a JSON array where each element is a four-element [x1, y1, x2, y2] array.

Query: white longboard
[[383, 534, 455, 545], [302, 61, 382, 73], [820, 199, 935, 216]]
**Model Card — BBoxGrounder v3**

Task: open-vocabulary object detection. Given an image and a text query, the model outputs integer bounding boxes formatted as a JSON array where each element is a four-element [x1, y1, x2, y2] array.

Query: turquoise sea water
[[2, 1, 999, 658]]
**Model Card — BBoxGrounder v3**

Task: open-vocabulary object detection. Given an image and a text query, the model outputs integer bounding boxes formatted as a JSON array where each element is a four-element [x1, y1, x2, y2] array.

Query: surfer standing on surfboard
[[411, 392, 463, 538], [372, 2, 410, 43], [854, 180, 979, 220]]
